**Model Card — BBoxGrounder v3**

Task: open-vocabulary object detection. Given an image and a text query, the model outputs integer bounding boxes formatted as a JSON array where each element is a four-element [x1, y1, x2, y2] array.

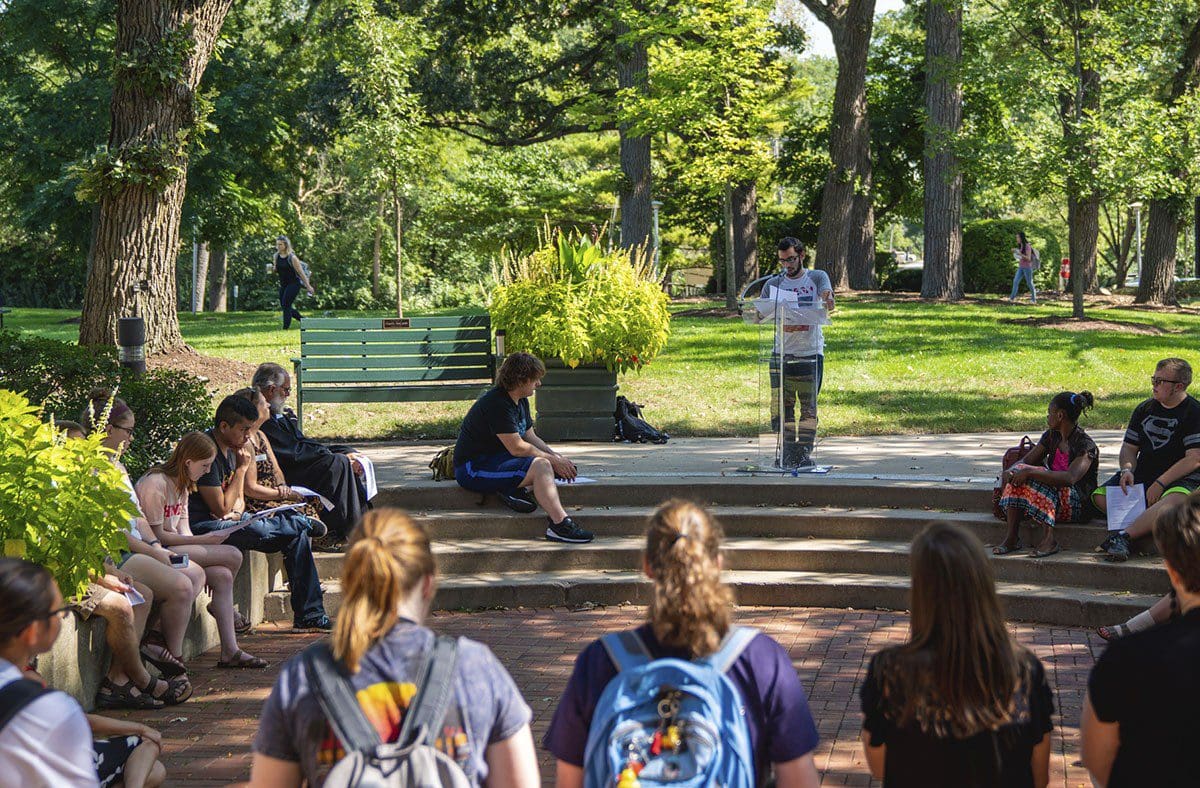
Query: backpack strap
[[0, 679, 52, 736], [701, 626, 760, 673], [600, 629, 652, 673], [302, 641, 383, 753], [396, 635, 459, 748]]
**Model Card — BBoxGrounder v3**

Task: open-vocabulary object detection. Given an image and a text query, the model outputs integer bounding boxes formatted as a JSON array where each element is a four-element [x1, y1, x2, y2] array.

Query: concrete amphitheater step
[[263, 569, 1160, 629]]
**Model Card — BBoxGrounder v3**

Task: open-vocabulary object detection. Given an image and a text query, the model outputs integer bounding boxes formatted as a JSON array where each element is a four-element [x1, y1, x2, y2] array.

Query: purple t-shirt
[[543, 624, 819, 784]]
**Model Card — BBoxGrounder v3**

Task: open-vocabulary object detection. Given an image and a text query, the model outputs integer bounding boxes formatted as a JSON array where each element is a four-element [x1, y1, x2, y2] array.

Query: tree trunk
[[616, 18, 653, 253], [372, 191, 384, 300], [1136, 199, 1181, 304], [804, 0, 875, 291], [1068, 191, 1100, 318], [848, 191, 876, 289], [192, 240, 209, 312], [392, 172, 404, 318], [206, 242, 227, 312], [724, 186, 736, 309], [78, 0, 234, 353], [920, 0, 963, 300], [731, 179, 759, 291]]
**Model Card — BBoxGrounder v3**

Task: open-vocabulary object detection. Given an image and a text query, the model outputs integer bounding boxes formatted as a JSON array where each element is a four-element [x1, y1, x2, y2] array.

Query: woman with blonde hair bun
[[546, 499, 821, 787], [250, 508, 539, 788]]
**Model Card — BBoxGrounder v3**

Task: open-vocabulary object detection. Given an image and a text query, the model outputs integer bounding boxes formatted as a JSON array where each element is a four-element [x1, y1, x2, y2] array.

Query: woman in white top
[[136, 432, 267, 668]]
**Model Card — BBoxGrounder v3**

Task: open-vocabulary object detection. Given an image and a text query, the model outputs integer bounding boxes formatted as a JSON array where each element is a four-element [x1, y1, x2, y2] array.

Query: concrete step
[[264, 569, 1159, 629], [375, 478, 990, 513]]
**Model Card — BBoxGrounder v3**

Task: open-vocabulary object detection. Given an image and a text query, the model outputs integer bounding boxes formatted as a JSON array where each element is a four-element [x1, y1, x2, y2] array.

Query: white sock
[[1124, 610, 1156, 633]]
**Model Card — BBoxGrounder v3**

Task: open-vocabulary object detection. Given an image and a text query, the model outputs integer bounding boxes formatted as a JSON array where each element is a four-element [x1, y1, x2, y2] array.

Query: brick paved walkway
[[101, 606, 1101, 787]]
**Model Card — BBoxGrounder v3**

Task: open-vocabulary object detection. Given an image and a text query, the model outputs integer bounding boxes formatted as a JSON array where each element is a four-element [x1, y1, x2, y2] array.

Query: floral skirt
[[1000, 479, 1082, 529]]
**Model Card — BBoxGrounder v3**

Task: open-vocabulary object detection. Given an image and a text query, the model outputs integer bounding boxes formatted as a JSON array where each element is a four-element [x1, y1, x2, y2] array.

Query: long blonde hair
[[333, 509, 436, 672], [644, 500, 733, 657]]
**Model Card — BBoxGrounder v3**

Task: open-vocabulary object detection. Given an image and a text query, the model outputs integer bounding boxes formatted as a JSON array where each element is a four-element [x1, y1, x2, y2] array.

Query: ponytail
[[332, 509, 435, 672], [1050, 390, 1094, 423], [644, 500, 733, 657]]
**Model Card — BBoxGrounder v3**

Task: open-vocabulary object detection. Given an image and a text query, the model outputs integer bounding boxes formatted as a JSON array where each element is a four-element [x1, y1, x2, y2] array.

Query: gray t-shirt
[[253, 621, 531, 786], [761, 269, 833, 357]]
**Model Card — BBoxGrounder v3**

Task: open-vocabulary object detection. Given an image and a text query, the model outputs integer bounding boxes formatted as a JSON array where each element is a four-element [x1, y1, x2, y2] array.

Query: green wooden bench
[[292, 315, 496, 426]]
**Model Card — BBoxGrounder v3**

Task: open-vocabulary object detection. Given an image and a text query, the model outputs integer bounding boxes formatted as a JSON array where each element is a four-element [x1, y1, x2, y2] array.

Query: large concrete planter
[[535, 360, 617, 441]]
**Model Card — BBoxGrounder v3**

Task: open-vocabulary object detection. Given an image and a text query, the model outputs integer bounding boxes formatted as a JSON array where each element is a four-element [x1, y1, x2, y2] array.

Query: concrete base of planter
[[535, 362, 618, 441]]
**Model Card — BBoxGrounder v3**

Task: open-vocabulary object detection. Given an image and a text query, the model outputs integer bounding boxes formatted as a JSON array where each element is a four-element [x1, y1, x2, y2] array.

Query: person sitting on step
[[994, 391, 1099, 557], [453, 352, 593, 544], [1093, 358, 1200, 562]]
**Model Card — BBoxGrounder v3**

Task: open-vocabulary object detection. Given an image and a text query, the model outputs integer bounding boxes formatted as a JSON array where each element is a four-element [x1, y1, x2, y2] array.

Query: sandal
[[991, 541, 1024, 556], [217, 649, 268, 669], [140, 643, 187, 678], [95, 677, 165, 711], [1030, 543, 1062, 558], [1098, 623, 1131, 641], [148, 674, 193, 705], [208, 603, 252, 634]]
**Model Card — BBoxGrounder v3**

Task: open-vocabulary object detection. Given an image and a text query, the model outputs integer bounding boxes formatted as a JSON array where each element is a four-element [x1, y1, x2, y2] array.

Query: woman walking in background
[[272, 236, 314, 329], [1009, 231, 1037, 303], [859, 523, 1053, 787]]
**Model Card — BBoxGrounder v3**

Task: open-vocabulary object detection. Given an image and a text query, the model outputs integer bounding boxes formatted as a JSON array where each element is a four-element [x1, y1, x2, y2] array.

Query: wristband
[[1121, 468, 1134, 476], [147, 539, 161, 546], [1152, 479, 1165, 491]]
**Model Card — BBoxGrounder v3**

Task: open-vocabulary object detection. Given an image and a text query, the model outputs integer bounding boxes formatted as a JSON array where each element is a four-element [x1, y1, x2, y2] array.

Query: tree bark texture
[[79, 0, 234, 353], [803, 0, 876, 291], [724, 186, 736, 309], [192, 240, 209, 312], [616, 18, 653, 253], [731, 179, 759, 290], [206, 242, 227, 312], [1068, 192, 1100, 318], [920, 0, 963, 300], [393, 173, 404, 318], [848, 191, 876, 289], [372, 191, 384, 299]]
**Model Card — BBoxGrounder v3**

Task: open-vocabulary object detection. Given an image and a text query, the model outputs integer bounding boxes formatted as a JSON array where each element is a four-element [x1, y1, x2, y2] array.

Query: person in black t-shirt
[[860, 522, 1053, 788], [454, 352, 593, 544], [1083, 496, 1200, 787], [1094, 358, 1200, 563]]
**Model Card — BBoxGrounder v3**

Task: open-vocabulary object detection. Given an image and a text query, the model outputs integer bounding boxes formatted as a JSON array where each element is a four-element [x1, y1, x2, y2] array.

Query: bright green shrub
[[489, 228, 671, 374], [0, 390, 136, 598], [962, 219, 1062, 294], [0, 331, 211, 477]]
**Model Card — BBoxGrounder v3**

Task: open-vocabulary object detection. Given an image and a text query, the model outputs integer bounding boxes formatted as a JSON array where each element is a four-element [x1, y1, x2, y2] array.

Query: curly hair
[[496, 352, 546, 392]]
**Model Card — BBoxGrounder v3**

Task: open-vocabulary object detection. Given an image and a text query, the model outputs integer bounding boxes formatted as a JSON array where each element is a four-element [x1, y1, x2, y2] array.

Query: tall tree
[[921, 0, 963, 299], [616, 8, 654, 250]]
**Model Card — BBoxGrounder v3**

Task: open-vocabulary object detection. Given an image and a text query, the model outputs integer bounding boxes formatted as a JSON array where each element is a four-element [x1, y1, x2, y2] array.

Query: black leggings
[[280, 281, 303, 328]]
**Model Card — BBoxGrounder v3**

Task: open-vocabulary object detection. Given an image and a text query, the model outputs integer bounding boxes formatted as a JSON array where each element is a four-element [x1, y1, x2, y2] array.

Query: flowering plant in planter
[[489, 226, 671, 374]]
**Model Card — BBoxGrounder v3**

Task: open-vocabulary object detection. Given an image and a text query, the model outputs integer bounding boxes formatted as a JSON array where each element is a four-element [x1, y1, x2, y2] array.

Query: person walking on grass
[[271, 235, 314, 329], [1009, 231, 1037, 303]]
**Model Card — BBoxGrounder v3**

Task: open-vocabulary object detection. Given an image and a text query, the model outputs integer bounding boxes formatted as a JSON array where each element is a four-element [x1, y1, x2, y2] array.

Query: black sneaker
[[499, 488, 538, 514], [303, 517, 328, 539], [1105, 531, 1131, 562], [294, 614, 332, 631], [1095, 533, 1116, 554], [546, 516, 594, 544]]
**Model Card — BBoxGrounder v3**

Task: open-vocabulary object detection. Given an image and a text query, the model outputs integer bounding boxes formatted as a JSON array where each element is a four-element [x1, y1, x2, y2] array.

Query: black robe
[[261, 409, 368, 539]]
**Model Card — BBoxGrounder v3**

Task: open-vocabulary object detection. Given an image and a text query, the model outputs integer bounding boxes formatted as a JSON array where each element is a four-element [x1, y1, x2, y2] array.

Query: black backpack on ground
[[613, 395, 670, 444]]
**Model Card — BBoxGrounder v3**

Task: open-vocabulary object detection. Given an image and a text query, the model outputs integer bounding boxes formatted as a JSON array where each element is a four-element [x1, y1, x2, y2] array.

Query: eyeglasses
[[779, 254, 802, 263], [1152, 376, 1180, 387], [111, 424, 135, 438]]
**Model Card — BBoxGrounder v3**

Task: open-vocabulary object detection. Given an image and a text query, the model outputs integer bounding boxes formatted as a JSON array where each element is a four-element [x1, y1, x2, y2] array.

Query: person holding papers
[[136, 432, 266, 668], [757, 238, 834, 468], [233, 387, 329, 524], [995, 391, 1099, 557], [1095, 358, 1200, 563], [188, 394, 331, 632]]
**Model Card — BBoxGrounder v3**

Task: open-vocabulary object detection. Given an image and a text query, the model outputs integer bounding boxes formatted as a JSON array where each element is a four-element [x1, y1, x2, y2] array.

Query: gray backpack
[[303, 637, 472, 787]]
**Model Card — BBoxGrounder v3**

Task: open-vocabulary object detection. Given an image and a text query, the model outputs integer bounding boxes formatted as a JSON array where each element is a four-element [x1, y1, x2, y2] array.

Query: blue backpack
[[583, 627, 759, 788]]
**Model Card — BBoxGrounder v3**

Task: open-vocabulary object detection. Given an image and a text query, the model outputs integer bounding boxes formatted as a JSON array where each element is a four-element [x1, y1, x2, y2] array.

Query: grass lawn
[[4, 296, 1195, 439]]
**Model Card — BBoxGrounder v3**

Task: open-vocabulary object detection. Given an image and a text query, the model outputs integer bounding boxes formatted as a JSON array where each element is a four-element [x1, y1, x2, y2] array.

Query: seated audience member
[[250, 509, 539, 787], [859, 523, 1053, 788], [0, 557, 101, 786], [1083, 496, 1200, 786], [995, 391, 1099, 557], [252, 363, 368, 543], [546, 500, 821, 787], [1094, 358, 1200, 562], [188, 394, 331, 631], [136, 432, 266, 668], [83, 390, 199, 701], [454, 352, 593, 544]]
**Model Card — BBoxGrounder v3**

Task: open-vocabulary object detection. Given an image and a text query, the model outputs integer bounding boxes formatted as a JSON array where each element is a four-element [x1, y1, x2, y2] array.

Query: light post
[[1129, 201, 1143, 282]]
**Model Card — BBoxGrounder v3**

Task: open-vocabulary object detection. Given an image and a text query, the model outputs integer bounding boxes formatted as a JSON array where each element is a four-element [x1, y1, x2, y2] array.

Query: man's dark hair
[[214, 393, 260, 430], [1155, 496, 1200, 593], [496, 352, 546, 392], [778, 237, 806, 253]]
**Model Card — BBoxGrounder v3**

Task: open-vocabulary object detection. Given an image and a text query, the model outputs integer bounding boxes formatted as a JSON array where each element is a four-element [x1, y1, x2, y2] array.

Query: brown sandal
[[217, 649, 268, 669]]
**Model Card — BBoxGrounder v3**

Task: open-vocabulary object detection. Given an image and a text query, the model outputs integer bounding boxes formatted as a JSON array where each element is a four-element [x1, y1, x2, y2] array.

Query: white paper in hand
[[123, 586, 146, 606], [356, 455, 379, 500], [554, 476, 597, 485], [1105, 484, 1146, 532], [288, 485, 335, 511]]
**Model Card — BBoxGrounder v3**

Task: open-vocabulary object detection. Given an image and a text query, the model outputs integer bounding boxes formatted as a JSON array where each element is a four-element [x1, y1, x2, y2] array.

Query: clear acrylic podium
[[737, 275, 831, 475]]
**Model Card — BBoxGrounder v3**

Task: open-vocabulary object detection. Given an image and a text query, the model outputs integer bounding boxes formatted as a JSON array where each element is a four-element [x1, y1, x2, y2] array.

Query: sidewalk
[[102, 606, 1099, 787], [363, 431, 1126, 487]]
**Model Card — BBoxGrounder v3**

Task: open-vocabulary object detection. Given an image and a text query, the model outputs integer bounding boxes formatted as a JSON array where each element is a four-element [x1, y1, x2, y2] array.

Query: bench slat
[[301, 328, 488, 344], [302, 367, 490, 384], [300, 354, 491, 370], [300, 340, 490, 356], [300, 315, 490, 329], [300, 385, 489, 403]]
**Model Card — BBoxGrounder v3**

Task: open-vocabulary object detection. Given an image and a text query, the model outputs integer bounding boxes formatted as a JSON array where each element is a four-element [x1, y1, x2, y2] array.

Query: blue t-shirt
[[454, 387, 532, 464], [253, 621, 531, 787], [543, 624, 820, 785]]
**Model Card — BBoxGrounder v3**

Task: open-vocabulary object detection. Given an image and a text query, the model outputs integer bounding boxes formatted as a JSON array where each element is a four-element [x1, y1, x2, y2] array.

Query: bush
[[490, 227, 672, 373], [880, 267, 923, 292], [0, 332, 211, 477], [0, 390, 136, 598], [962, 219, 1063, 294]]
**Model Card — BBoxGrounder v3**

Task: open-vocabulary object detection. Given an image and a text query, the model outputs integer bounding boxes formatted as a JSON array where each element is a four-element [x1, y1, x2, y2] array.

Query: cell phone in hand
[[169, 554, 189, 569]]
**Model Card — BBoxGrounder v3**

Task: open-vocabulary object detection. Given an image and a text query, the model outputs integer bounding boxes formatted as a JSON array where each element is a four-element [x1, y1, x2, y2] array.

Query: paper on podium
[[1105, 484, 1145, 531]]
